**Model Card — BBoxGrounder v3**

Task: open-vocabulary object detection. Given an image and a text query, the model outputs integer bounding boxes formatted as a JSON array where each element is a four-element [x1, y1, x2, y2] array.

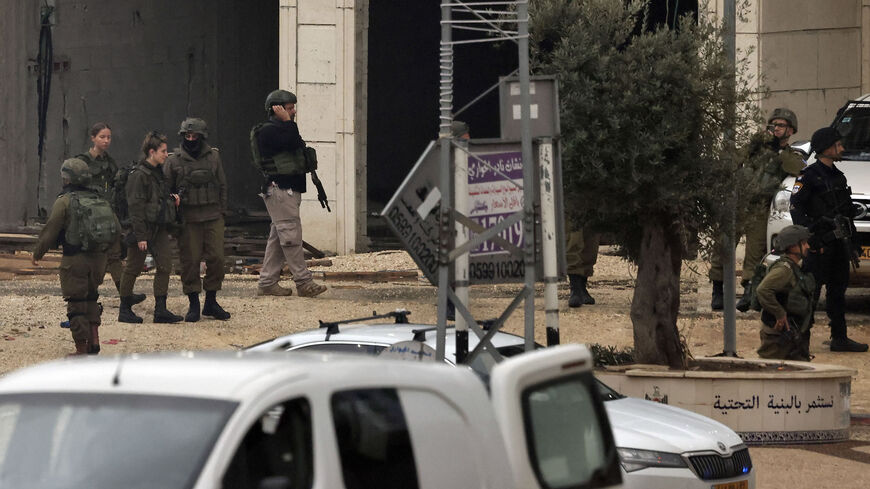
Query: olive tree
[[530, 0, 760, 367]]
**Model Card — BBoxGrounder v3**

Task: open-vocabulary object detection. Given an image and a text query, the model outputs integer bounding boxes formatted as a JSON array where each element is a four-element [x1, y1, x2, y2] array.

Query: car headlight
[[617, 447, 687, 472], [773, 189, 791, 213]]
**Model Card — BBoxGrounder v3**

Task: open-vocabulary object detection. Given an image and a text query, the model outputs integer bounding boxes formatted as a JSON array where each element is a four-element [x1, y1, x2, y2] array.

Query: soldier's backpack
[[65, 191, 117, 252], [111, 163, 137, 227]]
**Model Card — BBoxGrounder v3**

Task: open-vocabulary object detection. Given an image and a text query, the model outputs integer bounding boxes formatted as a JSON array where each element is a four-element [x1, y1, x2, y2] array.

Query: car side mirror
[[258, 476, 291, 489]]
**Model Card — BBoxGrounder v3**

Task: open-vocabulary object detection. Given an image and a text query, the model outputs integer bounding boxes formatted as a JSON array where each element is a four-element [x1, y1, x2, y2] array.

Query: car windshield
[[835, 104, 870, 160], [0, 393, 236, 489]]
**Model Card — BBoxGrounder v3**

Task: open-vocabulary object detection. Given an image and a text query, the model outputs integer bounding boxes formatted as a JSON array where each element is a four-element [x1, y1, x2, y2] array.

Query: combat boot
[[568, 274, 595, 308], [153, 295, 183, 324], [297, 281, 327, 298], [185, 293, 201, 322], [258, 283, 293, 296], [202, 290, 231, 320], [115, 280, 145, 305], [735, 284, 751, 312], [118, 296, 144, 324], [711, 281, 724, 311], [830, 336, 869, 352]]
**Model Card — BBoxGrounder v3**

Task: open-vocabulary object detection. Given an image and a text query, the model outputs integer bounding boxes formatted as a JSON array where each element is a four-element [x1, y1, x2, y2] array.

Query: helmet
[[768, 108, 798, 133], [774, 225, 811, 253], [264, 89, 297, 110], [810, 127, 842, 154], [178, 118, 209, 139], [60, 158, 92, 186]]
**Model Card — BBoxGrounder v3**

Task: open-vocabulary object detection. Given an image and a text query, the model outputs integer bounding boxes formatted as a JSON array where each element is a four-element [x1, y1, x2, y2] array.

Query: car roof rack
[[319, 309, 411, 339], [412, 325, 456, 342]]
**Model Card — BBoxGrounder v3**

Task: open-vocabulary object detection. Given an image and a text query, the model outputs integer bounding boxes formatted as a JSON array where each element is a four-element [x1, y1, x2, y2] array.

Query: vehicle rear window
[[294, 342, 388, 355], [331, 388, 419, 489], [0, 393, 236, 489], [836, 106, 870, 160]]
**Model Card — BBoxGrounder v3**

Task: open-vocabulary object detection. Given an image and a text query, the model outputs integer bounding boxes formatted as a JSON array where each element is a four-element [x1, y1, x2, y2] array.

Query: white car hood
[[604, 397, 743, 454]]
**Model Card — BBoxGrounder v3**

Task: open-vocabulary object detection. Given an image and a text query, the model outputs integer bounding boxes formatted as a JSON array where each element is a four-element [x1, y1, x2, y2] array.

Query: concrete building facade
[[717, 0, 866, 136]]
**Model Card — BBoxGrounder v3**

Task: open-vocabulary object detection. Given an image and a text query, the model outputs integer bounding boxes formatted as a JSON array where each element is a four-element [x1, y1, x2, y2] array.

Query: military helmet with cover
[[264, 89, 297, 110], [774, 225, 811, 253], [60, 158, 92, 186], [768, 108, 798, 133], [178, 118, 209, 139]]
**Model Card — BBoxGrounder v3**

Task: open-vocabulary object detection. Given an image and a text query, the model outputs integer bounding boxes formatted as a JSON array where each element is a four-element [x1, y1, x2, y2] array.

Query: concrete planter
[[596, 357, 856, 445]]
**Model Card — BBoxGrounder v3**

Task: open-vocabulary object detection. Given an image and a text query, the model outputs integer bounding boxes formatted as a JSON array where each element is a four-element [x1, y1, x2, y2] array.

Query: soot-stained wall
[[0, 0, 277, 227]]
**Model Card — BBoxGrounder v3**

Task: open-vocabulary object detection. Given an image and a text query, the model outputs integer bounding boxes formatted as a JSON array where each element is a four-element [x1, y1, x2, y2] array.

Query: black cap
[[811, 127, 842, 154]]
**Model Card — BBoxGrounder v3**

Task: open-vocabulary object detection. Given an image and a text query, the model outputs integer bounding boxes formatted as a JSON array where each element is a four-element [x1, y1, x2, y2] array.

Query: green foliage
[[588, 343, 636, 367], [530, 0, 762, 262]]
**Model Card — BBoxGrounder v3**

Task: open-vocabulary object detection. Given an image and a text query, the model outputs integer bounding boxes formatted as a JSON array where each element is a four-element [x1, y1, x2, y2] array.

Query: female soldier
[[118, 132, 183, 324], [76, 123, 145, 305]]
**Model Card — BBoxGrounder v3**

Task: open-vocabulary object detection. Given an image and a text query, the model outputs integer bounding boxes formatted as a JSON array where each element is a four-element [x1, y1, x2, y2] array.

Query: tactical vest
[[130, 165, 177, 227], [760, 258, 816, 333], [65, 191, 117, 252], [180, 159, 220, 206], [250, 122, 317, 176]]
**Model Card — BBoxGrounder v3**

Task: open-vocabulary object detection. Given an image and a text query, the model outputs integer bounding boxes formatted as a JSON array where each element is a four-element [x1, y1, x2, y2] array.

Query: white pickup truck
[[0, 345, 622, 489]]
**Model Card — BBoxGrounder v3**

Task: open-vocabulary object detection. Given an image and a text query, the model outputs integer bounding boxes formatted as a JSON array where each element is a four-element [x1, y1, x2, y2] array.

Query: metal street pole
[[722, 0, 738, 357], [517, 2, 537, 351], [436, 0, 454, 362]]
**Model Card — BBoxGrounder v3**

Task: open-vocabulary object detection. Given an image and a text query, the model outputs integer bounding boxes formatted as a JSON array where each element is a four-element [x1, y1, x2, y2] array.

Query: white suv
[[768, 96, 870, 285]]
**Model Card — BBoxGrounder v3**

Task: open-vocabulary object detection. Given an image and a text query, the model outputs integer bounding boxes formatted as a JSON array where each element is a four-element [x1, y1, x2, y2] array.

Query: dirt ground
[[1, 246, 869, 488]]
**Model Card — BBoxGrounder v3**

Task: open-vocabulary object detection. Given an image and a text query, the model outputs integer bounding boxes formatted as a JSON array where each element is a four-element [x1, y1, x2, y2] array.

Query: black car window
[[836, 106, 870, 159], [332, 388, 419, 489], [222, 398, 313, 489]]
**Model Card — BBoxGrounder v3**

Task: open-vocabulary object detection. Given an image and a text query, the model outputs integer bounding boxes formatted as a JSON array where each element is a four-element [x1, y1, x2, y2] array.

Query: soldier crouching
[[756, 225, 815, 361], [32, 158, 120, 355]]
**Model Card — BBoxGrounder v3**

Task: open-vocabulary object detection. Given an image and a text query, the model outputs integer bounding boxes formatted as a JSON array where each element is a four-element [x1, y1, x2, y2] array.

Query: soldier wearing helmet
[[164, 118, 230, 322], [251, 89, 327, 298], [790, 127, 868, 352], [32, 158, 121, 356], [755, 225, 815, 360], [710, 107, 806, 311]]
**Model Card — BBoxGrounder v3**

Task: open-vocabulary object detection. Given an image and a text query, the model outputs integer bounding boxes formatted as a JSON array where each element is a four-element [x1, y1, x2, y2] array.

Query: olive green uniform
[[756, 258, 815, 361], [120, 161, 177, 297], [164, 143, 228, 294], [566, 228, 600, 277], [76, 151, 124, 286], [33, 189, 119, 348], [710, 133, 805, 284]]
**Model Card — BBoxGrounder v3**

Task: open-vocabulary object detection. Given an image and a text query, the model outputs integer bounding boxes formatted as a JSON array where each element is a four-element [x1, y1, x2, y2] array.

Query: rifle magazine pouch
[[272, 149, 307, 176]]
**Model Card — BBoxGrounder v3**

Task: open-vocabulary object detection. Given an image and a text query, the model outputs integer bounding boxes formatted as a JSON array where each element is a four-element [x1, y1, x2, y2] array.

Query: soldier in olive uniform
[[119, 131, 184, 324], [32, 158, 120, 355], [75, 122, 146, 306], [790, 127, 868, 352], [566, 228, 600, 308], [756, 225, 815, 361], [710, 108, 805, 310], [164, 118, 230, 322]]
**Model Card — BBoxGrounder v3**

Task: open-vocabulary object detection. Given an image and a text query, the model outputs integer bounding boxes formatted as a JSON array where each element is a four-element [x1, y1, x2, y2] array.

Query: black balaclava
[[183, 137, 203, 158]]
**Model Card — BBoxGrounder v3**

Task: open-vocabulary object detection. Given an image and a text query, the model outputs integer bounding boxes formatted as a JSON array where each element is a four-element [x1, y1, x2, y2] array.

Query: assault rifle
[[310, 170, 330, 212], [832, 215, 860, 270]]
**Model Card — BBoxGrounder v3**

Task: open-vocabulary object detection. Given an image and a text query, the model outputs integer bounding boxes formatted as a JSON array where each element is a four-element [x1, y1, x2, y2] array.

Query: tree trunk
[[630, 220, 685, 368]]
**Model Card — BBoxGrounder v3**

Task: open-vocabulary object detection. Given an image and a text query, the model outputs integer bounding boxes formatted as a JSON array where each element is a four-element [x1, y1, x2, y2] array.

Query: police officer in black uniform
[[790, 127, 868, 352]]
